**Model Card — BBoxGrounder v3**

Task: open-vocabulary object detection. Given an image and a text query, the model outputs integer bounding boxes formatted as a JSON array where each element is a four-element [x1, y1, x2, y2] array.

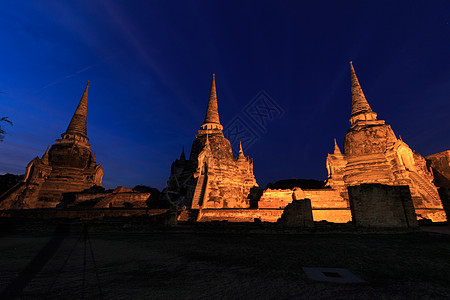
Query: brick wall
[[348, 184, 418, 228]]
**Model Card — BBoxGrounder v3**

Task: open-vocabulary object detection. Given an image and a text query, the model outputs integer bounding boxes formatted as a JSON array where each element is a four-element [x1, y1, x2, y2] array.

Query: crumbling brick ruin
[[325, 62, 446, 222], [348, 184, 418, 228], [1, 66, 449, 227], [0, 83, 104, 209], [163, 75, 258, 211]]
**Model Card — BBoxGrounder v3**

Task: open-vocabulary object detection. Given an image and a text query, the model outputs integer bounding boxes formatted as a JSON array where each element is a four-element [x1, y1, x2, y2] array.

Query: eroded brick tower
[[0, 82, 103, 209], [326, 62, 446, 222], [164, 75, 258, 209]]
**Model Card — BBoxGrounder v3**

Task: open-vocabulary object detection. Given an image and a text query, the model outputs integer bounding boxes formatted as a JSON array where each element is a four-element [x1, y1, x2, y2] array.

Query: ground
[[0, 220, 449, 299]]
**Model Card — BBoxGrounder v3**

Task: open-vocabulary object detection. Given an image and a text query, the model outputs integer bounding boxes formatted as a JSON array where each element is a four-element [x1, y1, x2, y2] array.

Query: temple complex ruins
[[0, 83, 104, 209], [164, 75, 258, 211], [0, 66, 449, 226]]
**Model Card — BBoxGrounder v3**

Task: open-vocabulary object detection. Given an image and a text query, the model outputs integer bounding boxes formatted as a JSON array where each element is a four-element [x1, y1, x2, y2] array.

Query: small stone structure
[[348, 184, 418, 228], [277, 198, 314, 227], [0, 83, 103, 209], [164, 75, 258, 210]]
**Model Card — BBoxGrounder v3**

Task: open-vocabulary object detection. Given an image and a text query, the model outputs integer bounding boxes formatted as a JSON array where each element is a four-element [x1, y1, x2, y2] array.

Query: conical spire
[[65, 81, 89, 137], [350, 62, 373, 117], [333, 138, 342, 155], [238, 141, 245, 160], [180, 146, 186, 160], [203, 74, 221, 125], [41, 146, 49, 164]]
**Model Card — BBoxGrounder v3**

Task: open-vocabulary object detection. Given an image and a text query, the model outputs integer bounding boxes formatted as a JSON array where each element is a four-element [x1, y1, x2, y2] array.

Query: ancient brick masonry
[[326, 62, 446, 222], [348, 184, 418, 228], [426, 151, 450, 188], [0, 82, 103, 209], [164, 75, 258, 210]]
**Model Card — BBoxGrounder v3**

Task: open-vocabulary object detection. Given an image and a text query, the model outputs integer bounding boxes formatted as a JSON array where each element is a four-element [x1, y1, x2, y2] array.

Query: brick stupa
[[0, 82, 103, 209], [326, 62, 446, 222], [164, 75, 258, 209]]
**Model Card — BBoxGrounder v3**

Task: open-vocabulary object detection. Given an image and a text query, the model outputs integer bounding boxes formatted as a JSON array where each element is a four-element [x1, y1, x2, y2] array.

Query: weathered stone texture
[[437, 188, 450, 221], [348, 184, 418, 228], [326, 62, 446, 222], [163, 75, 257, 211], [197, 208, 284, 222], [278, 199, 314, 227], [0, 83, 103, 209], [258, 187, 351, 223], [67, 186, 150, 208], [426, 151, 450, 188]]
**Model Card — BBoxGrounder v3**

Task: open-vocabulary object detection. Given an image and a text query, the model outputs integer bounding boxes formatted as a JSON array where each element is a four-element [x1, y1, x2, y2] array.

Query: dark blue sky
[[1, 1, 450, 189]]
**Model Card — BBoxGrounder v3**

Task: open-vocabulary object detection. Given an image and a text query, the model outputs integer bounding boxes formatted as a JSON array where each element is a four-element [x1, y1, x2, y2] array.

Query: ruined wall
[[278, 199, 314, 227], [67, 187, 150, 209], [437, 188, 450, 221], [426, 151, 450, 188], [197, 208, 284, 222], [348, 184, 418, 228], [255, 188, 352, 223], [258, 189, 293, 209]]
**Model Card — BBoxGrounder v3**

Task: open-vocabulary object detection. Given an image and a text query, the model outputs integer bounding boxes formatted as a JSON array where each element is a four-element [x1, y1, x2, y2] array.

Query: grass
[[0, 220, 449, 299]]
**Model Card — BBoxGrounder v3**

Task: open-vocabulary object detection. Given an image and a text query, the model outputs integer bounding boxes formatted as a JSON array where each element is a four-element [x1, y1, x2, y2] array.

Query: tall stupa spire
[[65, 81, 89, 137], [201, 74, 221, 129], [349, 62, 377, 125]]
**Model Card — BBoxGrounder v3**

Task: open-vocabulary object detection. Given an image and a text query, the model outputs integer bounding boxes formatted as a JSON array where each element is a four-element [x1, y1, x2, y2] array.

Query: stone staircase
[[177, 209, 199, 222], [409, 172, 441, 207]]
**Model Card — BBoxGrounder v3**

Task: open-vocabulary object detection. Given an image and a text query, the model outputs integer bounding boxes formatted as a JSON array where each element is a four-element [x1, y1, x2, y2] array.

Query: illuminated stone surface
[[67, 186, 150, 209], [348, 184, 418, 228], [164, 75, 258, 212], [0, 83, 103, 209], [326, 63, 446, 222], [426, 151, 450, 188], [258, 188, 351, 223], [277, 199, 314, 227]]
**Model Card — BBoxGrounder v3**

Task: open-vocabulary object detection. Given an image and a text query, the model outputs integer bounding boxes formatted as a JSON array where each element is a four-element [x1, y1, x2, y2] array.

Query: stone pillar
[[348, 184, 418, 228]]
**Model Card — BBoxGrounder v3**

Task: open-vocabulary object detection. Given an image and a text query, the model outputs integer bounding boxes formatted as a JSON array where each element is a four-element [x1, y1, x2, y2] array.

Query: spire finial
[[180, 145, 186, 160], [202, 74, 221, 125], [41, 146, 50, 164], [350, 62, 374, 117], [238, 141, 245, 159], [334, 138, 342, 155], [65, 82, 89, 137]]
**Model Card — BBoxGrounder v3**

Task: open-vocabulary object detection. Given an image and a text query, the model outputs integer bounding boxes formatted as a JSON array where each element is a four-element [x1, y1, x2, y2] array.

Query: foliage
[[0, 173, 23, 196], [0, 117, 12, 141]]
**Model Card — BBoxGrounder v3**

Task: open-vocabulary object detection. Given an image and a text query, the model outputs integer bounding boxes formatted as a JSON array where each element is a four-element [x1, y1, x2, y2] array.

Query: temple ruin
[[0, 66, 449, 226], [325, 62, 446, 222], [164, 74, 258, 212], [0, 83, 104, 209]]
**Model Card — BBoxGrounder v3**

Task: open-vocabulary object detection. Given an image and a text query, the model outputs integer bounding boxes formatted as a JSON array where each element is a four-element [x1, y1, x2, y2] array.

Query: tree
[[0, 117, 12, 142]]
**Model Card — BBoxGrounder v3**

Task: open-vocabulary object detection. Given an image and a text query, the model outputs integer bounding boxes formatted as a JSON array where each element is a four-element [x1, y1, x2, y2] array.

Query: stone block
[[348, 184, 418, 228], [278, 199, 314, 227]]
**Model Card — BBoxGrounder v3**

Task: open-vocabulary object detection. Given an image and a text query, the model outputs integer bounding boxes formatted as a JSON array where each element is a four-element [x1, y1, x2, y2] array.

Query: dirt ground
[[0, 220, 449, 299]]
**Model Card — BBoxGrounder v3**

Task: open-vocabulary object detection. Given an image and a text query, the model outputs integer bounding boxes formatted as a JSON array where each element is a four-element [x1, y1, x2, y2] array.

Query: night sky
[[1, 1, 450, 190]]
